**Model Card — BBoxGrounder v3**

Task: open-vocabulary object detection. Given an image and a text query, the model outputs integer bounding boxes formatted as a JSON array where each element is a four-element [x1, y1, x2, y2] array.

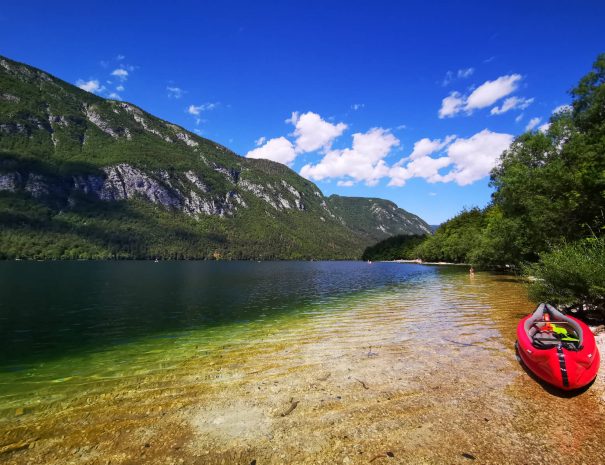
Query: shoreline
[[384, 259, 470, 266]]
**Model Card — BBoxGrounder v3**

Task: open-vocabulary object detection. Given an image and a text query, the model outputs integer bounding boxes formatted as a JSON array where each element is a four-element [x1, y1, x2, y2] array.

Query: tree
[[487, 54, 605, 263], [415, 208, 486, 263], [571, 53, 605, 135]]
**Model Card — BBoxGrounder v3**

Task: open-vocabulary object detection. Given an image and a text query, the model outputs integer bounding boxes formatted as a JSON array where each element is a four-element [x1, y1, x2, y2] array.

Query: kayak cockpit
[[523, 303, 583, 350]]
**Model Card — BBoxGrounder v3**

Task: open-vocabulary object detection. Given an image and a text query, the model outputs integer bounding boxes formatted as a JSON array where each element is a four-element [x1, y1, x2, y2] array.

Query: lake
[[1, 261, 604, 464]]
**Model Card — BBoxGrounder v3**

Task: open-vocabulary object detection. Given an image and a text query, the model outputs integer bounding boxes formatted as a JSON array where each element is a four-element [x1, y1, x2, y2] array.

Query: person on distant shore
[[469, 266, 475, 276]]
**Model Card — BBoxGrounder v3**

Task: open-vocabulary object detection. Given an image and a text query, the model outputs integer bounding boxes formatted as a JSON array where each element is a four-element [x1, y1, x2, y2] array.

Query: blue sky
[[2, 1, 604, 224]]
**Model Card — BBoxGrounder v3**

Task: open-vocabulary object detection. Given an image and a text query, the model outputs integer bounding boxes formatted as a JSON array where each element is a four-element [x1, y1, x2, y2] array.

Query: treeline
[[0, 193, 365, 261], [364, 54, 605, 315], [361, 234, 425, 261]]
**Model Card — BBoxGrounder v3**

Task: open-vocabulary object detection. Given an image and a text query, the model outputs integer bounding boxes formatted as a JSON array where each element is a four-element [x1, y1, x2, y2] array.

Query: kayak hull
[[516, 312, 600, 391]]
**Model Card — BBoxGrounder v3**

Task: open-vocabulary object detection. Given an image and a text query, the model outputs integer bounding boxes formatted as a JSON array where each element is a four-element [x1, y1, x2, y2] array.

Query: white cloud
[[116, 85, 125, 92], [287, 111, 347, 153], [76, 79, 105, 94], [245, 112, 347, 168], [389, 154, 452, 186], [187, 103, 218, 116], [440, 130, 513, 185], [167, 86, 184, 99], [246, 137, 297, 165], [552, 104, 572, 114], [408, 135, 456, 161], [515, 113, 524, 123], [187, 105, 202, 115], [525, 117, 541, 131], [464, 74, 521, 111], [107, 92, 122, 100], [457, 67, 475, 78], [439, 91, 465, 118], [490, 96, 534, 115], [440, 74, 522, 118], [111, 68, 129, 81], [429, 192, 437, 196], [351, 103, 365, 111], [116, 54, 125, 61], [389, 129, 513, 186], [246, 110, 512, 189], [442, 67, 475, 86], [300, 127, 399, 186], [395, 124, 407, 130]]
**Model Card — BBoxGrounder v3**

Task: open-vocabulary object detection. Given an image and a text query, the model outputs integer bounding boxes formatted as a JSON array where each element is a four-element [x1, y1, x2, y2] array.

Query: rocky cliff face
[[0, 162, 316, 218]]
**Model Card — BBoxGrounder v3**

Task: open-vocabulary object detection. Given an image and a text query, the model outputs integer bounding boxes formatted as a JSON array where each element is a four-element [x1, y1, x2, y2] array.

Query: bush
[[524, 237, 605, 316]]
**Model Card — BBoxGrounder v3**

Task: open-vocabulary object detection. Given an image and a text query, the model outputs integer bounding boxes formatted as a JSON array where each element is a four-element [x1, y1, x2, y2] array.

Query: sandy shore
[[591, 329, 605, 403]]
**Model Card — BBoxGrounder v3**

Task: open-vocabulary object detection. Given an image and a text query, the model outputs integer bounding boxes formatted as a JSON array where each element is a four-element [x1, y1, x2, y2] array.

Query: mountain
[[0, 55, 430, 260], [327, 195, 431, 242]]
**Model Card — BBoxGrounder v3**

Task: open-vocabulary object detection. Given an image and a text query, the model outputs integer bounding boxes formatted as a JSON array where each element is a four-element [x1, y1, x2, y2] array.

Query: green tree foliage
[[571, 53, 605, 135], [361, 234, 426, 261], [414, 208, 486, 263]]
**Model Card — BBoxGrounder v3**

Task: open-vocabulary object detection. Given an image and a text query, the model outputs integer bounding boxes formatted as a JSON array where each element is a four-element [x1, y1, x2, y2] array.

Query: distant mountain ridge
[[0, 55, 430, 259], [327, 195, 430, 243]]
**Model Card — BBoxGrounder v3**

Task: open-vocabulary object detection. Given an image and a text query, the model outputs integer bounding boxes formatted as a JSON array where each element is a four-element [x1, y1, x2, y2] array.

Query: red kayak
[[516, 303, 600, 390]]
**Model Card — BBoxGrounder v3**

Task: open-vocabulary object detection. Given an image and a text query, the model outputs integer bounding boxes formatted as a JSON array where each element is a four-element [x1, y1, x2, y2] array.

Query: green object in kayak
[[551, 324, 580, 342]]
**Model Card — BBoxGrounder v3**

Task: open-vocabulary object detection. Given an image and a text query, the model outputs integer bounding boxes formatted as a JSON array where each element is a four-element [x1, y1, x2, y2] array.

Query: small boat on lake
[[516, 303, 600, 391]]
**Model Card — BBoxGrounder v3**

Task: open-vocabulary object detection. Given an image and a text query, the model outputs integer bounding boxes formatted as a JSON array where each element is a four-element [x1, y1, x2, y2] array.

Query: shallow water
[[1, 262, 604, 464]]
